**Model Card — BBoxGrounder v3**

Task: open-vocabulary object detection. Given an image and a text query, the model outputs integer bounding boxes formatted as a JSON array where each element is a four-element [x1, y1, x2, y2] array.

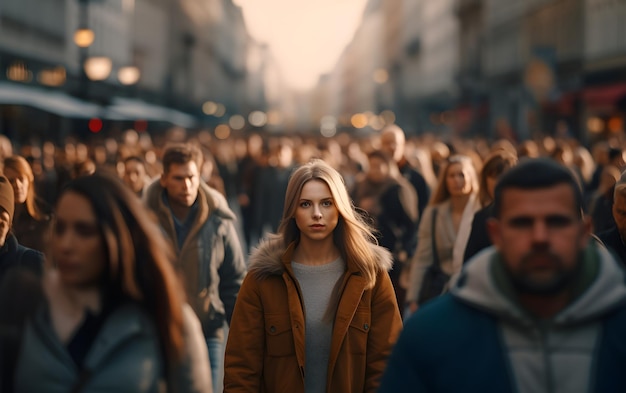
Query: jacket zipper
[[538, 323, 555, 393]]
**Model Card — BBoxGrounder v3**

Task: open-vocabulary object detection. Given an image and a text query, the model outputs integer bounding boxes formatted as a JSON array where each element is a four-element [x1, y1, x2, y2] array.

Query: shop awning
[[582, 83, 626, 108], [0, 81, 104, 118], [107, 97, 198, 128], [0, 82, 199, 128]]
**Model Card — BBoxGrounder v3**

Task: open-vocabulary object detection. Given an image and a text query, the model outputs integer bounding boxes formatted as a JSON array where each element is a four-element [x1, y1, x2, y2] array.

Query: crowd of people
[[0, 125, 626, 392]]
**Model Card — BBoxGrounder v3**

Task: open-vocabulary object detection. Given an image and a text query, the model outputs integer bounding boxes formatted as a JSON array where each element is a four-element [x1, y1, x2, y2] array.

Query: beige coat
[[406, 196, 479, 303]]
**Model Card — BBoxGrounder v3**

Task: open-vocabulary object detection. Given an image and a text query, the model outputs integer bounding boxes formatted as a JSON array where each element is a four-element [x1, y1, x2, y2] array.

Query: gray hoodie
[[451, 245, 626, 393]]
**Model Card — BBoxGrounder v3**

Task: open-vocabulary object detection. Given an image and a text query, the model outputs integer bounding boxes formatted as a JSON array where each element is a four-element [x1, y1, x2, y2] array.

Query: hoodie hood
[[247, 235, 393, 280], [144, 177, 236, 221], [452, 245, 626, 327]]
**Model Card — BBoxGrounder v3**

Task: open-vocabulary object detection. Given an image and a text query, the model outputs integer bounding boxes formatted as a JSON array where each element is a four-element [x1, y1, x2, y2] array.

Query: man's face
[[612, 192, 626, 241], [380, 130, 405, 163], [160, 161, 200, 208], [487, 184, 590, 295]]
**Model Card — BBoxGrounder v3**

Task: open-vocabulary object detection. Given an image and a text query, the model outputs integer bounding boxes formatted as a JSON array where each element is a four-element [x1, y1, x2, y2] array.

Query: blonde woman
[[224, 159, 402, 393], [406, 155, 480, 314]]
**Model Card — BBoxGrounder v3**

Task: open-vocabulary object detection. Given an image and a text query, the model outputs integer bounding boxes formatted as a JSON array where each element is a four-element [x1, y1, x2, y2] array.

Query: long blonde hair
[[278, 159, 381, 289], [429, 155, 479, 206]]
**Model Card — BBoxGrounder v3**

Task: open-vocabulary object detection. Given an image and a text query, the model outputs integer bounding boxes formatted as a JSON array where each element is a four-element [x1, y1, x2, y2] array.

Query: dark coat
[[11, 207, 51, 253], [0, 233, 44, 284], [597, 226, 626, 266], [463, 204, 494, 264], [398, 160, 430, 221]]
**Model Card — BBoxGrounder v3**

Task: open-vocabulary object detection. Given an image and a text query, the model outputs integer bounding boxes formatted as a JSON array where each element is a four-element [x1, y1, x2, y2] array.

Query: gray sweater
[[292, 258, 345, 393]]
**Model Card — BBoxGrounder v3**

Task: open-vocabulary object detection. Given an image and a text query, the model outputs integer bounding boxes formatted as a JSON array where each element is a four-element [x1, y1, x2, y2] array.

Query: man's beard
[[505, 250, 581, 296]]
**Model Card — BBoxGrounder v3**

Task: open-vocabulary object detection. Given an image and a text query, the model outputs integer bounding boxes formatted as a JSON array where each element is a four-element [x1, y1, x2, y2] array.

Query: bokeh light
[[74, 28, 95, 48], [229, 115, 246, 130], [215, 124, 231, 139], [118, 66, 141, 85], [88, 118, 103, 133], [350, 113, 368, 129], [202, 101, 218, 115], [249, 111, 268, 127]]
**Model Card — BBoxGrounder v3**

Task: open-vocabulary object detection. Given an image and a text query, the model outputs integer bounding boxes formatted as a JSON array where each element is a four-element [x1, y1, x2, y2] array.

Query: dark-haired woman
[[9, 173, 212, 392]]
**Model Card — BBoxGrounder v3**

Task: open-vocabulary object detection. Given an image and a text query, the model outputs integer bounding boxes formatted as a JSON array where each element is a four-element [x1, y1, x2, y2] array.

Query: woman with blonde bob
[[6, 173, 212, 392], [224, 159, 402, 393], [2, 155, 51, 252], [405, 155, 480, 314]]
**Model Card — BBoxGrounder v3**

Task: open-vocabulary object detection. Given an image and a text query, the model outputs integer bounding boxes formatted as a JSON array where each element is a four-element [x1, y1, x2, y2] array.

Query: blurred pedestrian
[[121, 155, 150, 197], [4, 172, 212, 392], [380, 125, 431, 219], [250, 138, 295, 245], [223, 159, 402, 393], [2, 155, 52, 252], [597, 170, 626, 264], [379, 158, 626, 392], [589, 165, 620, 233], [405, 155, 479, 314], [144, 143, 246, 391], [0, 174, 44, 283], [463, 150, 517, 263], [71, 158, 96, 179], [351, 150, 417, 311]]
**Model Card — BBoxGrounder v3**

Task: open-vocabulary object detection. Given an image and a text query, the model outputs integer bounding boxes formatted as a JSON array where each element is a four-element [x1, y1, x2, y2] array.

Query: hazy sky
[[233, 0, 367, 91]]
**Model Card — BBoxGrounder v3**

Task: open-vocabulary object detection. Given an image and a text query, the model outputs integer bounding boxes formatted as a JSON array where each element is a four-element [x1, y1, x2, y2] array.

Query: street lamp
[[74, 0, 92, 98], [84, 56, 112, 81], [117, 66, 141, 85], [74, 28, 95, 48]]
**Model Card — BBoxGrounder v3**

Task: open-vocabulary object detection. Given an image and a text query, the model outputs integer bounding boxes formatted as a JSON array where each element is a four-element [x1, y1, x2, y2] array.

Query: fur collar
[[248, 235, 393, 280]]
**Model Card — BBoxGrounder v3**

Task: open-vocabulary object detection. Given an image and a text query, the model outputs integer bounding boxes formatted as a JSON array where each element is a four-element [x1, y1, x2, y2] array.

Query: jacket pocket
[[347, 312, 370, 355], [265, 314, 295, 357]]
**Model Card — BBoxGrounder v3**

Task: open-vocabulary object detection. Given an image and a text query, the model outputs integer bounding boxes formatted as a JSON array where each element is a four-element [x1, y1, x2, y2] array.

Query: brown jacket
[[144, 179, 246, 338], [224, 237, 403, 393]]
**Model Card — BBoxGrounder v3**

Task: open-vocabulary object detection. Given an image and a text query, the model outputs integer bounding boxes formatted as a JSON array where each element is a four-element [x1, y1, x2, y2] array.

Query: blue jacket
[[380, 245, 626, 393], [14, 303, 212, 393]]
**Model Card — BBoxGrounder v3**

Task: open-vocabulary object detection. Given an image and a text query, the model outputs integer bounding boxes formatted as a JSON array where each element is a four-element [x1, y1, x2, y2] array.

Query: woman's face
[[294, 180, 339, 244], [52, 192, 107, 288], [3, 167, 29, 204], [446, 163, 472, 197]]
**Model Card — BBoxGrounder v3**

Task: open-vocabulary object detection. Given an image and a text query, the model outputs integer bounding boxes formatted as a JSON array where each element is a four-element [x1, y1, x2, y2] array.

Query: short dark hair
[[161, 143, 201, 174], [123, 155, 145, 166], [608, 147, 624, 162], [493, 158, 583, 218]]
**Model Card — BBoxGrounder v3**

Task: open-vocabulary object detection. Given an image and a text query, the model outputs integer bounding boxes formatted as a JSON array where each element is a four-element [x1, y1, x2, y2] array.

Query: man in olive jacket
[[145, 143, 246, 390]]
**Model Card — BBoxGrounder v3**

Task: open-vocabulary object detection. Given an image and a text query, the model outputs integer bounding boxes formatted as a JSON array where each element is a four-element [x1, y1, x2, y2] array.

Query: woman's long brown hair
[[57, 172, 186, 363]]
